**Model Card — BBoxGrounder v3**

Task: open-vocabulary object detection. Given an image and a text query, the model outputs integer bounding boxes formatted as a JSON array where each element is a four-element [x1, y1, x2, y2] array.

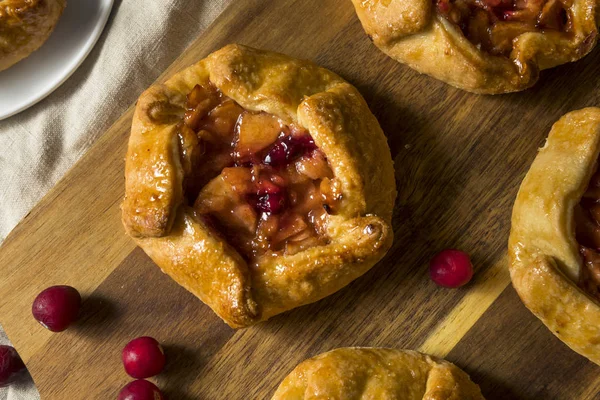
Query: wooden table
[[1, 0, 599, 398]]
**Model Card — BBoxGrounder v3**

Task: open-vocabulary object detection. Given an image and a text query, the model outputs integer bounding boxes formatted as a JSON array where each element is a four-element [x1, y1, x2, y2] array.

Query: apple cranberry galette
[[0, 0, 66, 71], [271, 348, 485, 400], [122, 45, 396, 328], [509, 108, 600, 364], [350, 0, 598, 94]]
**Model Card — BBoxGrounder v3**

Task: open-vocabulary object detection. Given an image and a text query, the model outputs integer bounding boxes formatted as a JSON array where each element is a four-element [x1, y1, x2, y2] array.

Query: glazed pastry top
[[351, 0, 598, 93], [122, 45, 397, 328], [271, 348, 485, 400], [435, 0, 575, 57], [509, 108, 600, 365]]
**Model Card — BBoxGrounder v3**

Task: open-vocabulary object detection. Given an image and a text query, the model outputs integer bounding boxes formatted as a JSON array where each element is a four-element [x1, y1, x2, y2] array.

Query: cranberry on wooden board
[[32, 285, 81, 332], [429, 249, 474, 288], [0, 345, 25, 387], [117, 380, 164, 400], [122, 337, 166, 379]]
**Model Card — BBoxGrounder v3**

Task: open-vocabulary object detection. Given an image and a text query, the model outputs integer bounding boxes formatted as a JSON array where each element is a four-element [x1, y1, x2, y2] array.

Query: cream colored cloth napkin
[[0, 0, 231, 398]]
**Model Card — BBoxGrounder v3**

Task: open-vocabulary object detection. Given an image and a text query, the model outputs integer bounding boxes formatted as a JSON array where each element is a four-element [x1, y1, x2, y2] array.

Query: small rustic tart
[[271, 347, 485, 400], [0, 0, 66, 72], [509, 108, 600, 364], [350, 0, 598, 94], [122, 44, 396, 328]]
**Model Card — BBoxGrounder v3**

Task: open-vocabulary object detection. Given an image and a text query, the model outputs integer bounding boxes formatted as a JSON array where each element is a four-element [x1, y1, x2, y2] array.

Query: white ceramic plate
[[0, 0, 114, 120]]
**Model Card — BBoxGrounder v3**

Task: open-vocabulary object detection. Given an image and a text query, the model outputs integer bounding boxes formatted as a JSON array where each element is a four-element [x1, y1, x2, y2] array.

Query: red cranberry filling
[[435, 0, 572, 57], [575, 165, 600, 300], [179, 84, 341, 261], [264, 134, 317, 167]]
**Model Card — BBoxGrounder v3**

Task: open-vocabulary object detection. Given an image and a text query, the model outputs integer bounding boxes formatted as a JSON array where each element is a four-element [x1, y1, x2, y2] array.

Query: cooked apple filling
[[575, 166, 600, 300], [178, 83, 341, 261], [435, 0, 572, 56]]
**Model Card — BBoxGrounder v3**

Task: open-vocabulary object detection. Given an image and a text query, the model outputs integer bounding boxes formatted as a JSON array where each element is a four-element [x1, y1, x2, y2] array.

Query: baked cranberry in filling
[[178, 83, 341, 262], [435, 0, 572, 56], [575, 165, 600, 300]]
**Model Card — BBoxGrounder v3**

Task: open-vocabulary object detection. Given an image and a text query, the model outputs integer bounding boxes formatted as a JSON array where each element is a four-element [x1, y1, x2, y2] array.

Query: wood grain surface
[[1, 0, 600, 398]]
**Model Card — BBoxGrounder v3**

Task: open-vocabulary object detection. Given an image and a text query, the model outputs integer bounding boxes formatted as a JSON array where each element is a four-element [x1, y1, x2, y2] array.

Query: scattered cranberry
[[429, 249, 474, 288], [122, 337, 166, 379], [117, 380, 164, 400], [32, 285, 81, 332], [0, 345, 25, 387], [263, 134, 316, 167]]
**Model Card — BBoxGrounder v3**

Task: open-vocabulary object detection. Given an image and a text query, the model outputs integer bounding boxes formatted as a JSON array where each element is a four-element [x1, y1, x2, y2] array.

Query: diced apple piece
[[490, 21, 536, 54], [538, 0, 565, 30], [233, 112, 283, 161], [178, 124, 201, 175], [194, 174, 237, 214], [200, 100, 245, 142], [273, 214, 308, 245], [230, 204, 259, 234], [184, 84, 221, 131], [221, 167, 255, 195], [467, 9, 492, 50], [256, 214, 280, 241], [295, 151, 333, 180]]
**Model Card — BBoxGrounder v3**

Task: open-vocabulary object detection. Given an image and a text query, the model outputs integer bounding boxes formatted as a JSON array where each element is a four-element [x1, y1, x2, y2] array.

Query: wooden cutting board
[[1, 0, 600, 398]]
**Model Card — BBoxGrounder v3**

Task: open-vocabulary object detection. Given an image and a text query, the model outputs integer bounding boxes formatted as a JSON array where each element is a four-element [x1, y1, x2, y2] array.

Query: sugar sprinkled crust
[[509, 108, 600, 364], [0, 0, 66, 71], [271, 347, 485, 400], [122, 44, 397, 328], [350, 0, 598, 94]]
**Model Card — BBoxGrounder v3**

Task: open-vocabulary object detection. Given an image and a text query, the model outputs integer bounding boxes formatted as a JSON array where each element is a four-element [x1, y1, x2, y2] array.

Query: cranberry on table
[[32, 285, 81, 332], [0, 345, 26, 387], [117, 379, 164, 400], [429, 249, 474, 288], [122, 337, 166, 379]]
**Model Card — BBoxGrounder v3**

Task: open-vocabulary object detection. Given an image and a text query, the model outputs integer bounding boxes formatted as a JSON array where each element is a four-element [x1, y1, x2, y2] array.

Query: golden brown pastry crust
[[0, 0, 66, 72], [122, 45, 397, 328], [271, 347, 485, 400], [509, 108, 600, 364], [350, 0, 599, 94]]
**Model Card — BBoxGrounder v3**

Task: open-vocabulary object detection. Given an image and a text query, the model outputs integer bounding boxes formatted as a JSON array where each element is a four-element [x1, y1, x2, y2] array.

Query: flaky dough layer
[[122, 45, 397, 328], [271, 347, 485, 400], [509, 108, 600, 364], [0, 0, 66, 71], [350, 0, 599, 94]]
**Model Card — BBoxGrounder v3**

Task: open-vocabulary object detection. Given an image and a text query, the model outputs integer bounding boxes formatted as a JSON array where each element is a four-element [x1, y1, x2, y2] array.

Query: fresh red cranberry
[[248, 181, 286, 214], [122, 337, 166, 379], [254, 192, 286, 214], [258, 178, 281, 194], [264, 134, 316, 167], [32, 285, 81, 332], [263, 139, 288, 167], [430, 249, 474, 288], [117, 380, 164, 400], [436, 0, 450, 13], [0, 345, 25, 387]]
